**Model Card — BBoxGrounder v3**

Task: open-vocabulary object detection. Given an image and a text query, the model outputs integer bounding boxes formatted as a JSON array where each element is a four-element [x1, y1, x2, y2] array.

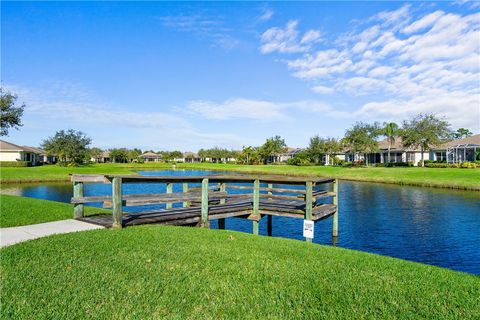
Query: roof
[[275, 148, 304, 156], [0, 140, 45, 154], [439, 134, 480, 149], [140, 151, 160, 157], [184, 152, 199, 158], [23, 146, 46, 154], [101, 151, 110, 158], [0, 140, 24, 151], [377, 138, 424, 152]]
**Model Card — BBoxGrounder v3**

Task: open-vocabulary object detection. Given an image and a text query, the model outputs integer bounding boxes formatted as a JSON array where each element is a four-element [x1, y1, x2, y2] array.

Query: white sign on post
[[303, 220, 314, 239]]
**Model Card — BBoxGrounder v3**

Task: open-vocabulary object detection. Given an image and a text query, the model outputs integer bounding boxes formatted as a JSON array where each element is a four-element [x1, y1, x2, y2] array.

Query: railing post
[[252, 179, 260, 235], [305, 181, 313, 242], [332, 179, 339, 238], [112, 177, 123, 229], [201, 178, 209, 227], [267, 183, 273, 236], [218, 182, 226, 229], [166, 182, 173, 209], [73, 181, 84, 219], [182, 182, 189, 208]]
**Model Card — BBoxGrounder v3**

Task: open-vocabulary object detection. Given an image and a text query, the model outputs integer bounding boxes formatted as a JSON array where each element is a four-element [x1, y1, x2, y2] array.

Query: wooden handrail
[[71, 174, 335, 185], [71, 173, 339, 241]]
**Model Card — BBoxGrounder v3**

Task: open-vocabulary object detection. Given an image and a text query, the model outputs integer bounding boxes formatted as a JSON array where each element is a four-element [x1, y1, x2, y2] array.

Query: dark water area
[[2, 169, 480, 275]]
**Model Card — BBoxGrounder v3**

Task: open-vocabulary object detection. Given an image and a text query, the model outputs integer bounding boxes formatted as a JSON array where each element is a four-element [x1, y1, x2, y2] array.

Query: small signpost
[[303, 220, 314, 240]]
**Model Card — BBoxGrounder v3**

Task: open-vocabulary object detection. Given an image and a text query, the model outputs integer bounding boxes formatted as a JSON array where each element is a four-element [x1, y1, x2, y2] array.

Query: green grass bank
[[0, 194, 109, 228], [1, 226, 478, 319], [2, 162, 478, 190]]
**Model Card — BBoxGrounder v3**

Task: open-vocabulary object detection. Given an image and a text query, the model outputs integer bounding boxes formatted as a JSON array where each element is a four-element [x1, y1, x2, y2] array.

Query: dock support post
[[267, 183, 273, 236], [252, 179, 260, 235], [182, 182, 189, 208], [112, 177, 123, 229], [201, 178, 209, 228], [332, 179, 339, 238], [305, 181, 313, 242], [73, 181, 84, 219], [166, 182, 173, 209], [218, 183, 226, 230]]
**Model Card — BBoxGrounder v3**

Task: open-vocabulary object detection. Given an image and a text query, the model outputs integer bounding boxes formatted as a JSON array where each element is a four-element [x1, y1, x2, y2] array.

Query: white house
[[139, 151, 162, 162], [91, 150, 111, 163], [0, 140, 45, 165]]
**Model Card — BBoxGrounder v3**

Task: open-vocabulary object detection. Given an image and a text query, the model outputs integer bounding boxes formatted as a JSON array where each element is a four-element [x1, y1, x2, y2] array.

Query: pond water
[[2, 169, 480, 275]]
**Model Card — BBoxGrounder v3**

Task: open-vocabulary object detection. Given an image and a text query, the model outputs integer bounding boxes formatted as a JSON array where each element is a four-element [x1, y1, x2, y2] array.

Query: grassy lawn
[[0, 194, 109, 228], [174, 163, 480, 190], [0, 163, 136, 183], [1, 225, 479, 319], [1, 162, 479, 190]]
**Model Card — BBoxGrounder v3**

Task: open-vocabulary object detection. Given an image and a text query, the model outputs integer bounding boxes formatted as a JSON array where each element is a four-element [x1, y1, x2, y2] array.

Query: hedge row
[[424, 161, 479, 169], [0, 161, 32, 167], [375, 162, 414, 167]]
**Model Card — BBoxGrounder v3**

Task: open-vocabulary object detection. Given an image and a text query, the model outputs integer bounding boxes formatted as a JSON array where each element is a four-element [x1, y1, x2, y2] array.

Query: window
[[406, 152, 415, 162], [436, 152, 446, 161]]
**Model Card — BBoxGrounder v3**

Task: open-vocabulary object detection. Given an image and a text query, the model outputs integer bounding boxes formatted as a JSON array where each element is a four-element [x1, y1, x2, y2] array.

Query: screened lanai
[[447, 143, 480, 163]]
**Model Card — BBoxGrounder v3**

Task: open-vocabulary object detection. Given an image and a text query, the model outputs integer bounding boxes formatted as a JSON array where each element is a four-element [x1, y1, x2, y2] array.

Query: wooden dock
[[71, 174, 339, 241]]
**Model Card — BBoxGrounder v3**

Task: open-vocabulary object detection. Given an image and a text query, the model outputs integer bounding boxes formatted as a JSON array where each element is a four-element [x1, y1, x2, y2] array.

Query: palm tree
[[383, 122, 399, 163]]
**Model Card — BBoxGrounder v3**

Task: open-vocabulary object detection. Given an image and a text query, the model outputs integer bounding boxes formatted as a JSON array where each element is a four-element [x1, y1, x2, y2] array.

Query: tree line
[[37, 113, 475, 167], [1, 87, 474, 168]]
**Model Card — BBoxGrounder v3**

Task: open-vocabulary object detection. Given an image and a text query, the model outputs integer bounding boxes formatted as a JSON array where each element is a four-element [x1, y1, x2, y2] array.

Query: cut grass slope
[[1, 162, 479, 190], [1, 226, 479, 319], [173, 163, 480, 190], [0, 194, 109, 228]]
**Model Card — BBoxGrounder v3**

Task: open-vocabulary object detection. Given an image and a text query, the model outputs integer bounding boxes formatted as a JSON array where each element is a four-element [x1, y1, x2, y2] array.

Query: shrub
[[424, 162, 478, 169], [287, 151, 311, 166], [377, 162, 414, 167], [0, 161, 31, 167], [425, 162, 449, 168], [460, 162, 476, 169], [287, 157, 311, 166], [341, 161, 353, 167]]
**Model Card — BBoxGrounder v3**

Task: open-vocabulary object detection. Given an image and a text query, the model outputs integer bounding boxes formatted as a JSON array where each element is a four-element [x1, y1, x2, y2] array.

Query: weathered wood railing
[[71, 174, 339, 242]]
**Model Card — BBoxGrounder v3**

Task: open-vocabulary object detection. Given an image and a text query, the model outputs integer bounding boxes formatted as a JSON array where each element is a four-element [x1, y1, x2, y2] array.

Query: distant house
[[139, 151, 162, 162], [183, 152, 201, 163], [376, 138, 429, 165], [91, 151, 111, 163], [343, 135, 480, 166], [270, 148, 304, 163], [173, 155, 185, 163], [433, 134, 480, 163], [0, 140, 55, 165], [24, 146, 57, 164], [343, 138, 429, 166]]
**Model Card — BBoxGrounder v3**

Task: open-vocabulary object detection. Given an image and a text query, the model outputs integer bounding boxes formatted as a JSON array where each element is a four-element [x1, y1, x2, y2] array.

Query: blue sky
[[2, 1, 479, 151]]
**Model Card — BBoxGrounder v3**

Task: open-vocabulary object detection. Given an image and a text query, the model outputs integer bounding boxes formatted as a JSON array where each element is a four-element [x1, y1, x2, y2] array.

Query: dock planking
[[71, 174, 339, 241]]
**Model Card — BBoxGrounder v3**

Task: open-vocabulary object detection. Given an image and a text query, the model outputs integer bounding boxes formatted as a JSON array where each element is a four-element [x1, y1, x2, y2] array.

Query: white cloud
[[402, 11, 444, 34], [3, 82, 252, 150], [183, 97, 339, 121], [355, 91, 480, 129], [159, 14, 240, 50], [260, 20, 321, 54], [185, 98, 287, 121], [261, 5, 480, 130], [259, 8, 274, 21], [312, 85, 334, 94], [301, 30, 322, 44]]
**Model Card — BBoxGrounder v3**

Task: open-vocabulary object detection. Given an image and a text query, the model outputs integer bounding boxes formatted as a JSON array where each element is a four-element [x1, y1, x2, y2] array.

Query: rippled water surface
[[3, 169, 479, 274]]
